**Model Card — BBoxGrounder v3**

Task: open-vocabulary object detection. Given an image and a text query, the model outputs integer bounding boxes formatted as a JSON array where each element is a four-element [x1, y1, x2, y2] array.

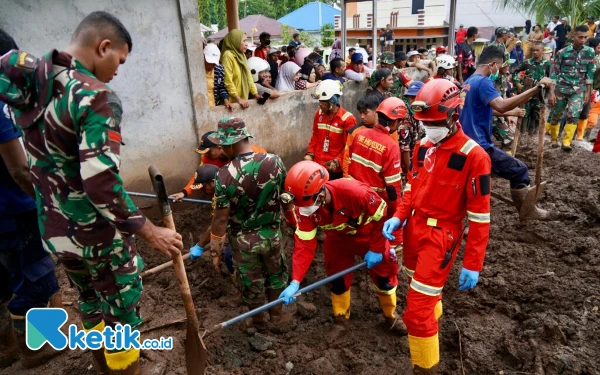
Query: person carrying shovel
[[459, 45, 555, 221], [208, 117, 289, 332], [0, 12, 183, 374], [279, 161, 405, 337], [383, 79, 492, 375]]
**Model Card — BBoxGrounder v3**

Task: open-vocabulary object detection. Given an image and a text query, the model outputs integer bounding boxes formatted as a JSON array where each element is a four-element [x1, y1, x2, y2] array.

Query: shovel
[[203, 261, 368, 338], [148, 165, 208, 374], [128, 191, 212, 205]]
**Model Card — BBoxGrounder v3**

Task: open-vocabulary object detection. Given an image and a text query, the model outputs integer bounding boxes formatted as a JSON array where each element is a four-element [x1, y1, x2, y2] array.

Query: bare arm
[[0, 138, 34, 198], [489, 87, 538, 113]]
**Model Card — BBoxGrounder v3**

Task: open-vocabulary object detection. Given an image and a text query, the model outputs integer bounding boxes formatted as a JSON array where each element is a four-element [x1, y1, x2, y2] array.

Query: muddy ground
[[2, 137, 600, 375]]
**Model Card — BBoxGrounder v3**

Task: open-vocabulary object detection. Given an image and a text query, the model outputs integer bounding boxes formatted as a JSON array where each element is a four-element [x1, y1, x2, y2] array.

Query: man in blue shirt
[[322, 58, 347, 84], [460, 45, 555, 221], [0, 29, 60, 369]]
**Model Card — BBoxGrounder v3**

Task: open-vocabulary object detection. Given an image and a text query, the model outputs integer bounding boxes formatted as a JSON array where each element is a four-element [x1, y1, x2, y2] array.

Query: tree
[[496, 0, 600, 27], [320, 23, 334, 47]]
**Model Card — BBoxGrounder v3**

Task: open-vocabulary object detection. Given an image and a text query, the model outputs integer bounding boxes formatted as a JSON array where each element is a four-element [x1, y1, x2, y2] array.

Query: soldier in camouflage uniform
[[209, 117, 288, 331], [0, 12, 183, 375], [489, 27, 516, 66], [379, 52, 402, 98], [512, 42, 552, 134], [492, 57, 516, 149], [548, 24, 596, 151]]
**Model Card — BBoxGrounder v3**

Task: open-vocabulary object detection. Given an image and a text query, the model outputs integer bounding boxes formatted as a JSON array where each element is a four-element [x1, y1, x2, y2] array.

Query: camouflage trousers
[[57, 236, 144, 331], [522, 99, 543, 134], [549, 91, 584, 124], [229, 227, 288, 307]]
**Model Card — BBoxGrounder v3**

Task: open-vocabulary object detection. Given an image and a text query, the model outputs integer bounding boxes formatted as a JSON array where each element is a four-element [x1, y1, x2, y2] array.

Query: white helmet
[[313, 79, 343, 101], [247, 57, 270, 82], [436, 55, 456, 70]]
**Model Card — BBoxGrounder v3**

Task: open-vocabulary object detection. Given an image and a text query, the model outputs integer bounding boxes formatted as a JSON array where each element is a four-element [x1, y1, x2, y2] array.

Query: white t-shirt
[[547, 21, 558, 32]]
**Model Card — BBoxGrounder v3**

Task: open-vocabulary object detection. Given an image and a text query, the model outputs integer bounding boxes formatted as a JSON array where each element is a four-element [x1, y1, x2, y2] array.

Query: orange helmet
[[376, 97, 407, 120], [284, 161, 329, 207], [411, 79, 463, 122]]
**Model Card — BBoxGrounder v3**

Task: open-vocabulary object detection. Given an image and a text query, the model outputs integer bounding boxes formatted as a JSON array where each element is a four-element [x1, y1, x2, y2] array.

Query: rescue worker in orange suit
[[278, 161, 405, 334], [304, 80, 357, 180], [170, 131, 266, 201], [383, 80, 492, 374], [348, 97, 406, 251]]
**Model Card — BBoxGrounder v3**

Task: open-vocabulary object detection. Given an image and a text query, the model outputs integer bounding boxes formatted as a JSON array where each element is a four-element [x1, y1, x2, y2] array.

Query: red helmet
[[284, 161, 329, 207], [376, 97, 407, 120], [412, 79, 463, 122]]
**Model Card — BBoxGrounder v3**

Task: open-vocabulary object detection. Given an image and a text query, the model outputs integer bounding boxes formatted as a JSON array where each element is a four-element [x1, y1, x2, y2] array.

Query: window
[[412, 0, 424, 15]]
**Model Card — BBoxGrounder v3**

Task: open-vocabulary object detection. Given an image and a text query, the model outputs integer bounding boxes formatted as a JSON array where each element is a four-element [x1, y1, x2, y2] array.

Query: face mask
[[299, 204, 320, 216], [424, 125, 450, 144], [489, 63, 499, 81], [444, 74, 453, 81]]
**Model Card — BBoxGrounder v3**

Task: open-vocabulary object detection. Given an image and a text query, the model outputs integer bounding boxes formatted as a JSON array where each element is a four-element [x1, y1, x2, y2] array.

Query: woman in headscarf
[[365, 68, 393, 103], [221, 29, 257, 109], [329, 38, 343, 64], [296, 63, 321, 90], [275, 61, 301, 92]]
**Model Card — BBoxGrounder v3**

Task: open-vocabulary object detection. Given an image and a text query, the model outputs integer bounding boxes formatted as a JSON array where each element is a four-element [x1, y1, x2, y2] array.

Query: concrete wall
[[1, 0, 369, 194]]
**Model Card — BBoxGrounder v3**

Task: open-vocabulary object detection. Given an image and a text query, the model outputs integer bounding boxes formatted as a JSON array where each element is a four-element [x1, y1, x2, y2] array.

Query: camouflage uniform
[[0, 50, 146, 332], [548, 45, 596, 124], [512, 57, 552, 133], [379, 52, 404, 98], [492, 73, 513, 148], [400, 97, 421, 154], [210, 118, 288, 307], [489, 39, 511, 67]]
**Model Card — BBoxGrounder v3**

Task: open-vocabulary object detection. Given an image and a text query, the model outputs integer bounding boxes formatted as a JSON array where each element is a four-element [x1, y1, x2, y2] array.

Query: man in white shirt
[[547, 16, 559, 32]]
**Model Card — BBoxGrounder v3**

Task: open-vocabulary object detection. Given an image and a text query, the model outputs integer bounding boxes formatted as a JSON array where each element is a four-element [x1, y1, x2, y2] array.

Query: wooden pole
[[225, 0, 239, 31]]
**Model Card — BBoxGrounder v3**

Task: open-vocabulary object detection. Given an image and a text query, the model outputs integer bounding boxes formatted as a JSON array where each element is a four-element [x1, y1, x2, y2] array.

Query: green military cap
[[495, 27, 509, 36], [379, 52, 395, 64], [209, 117, 254, 146]]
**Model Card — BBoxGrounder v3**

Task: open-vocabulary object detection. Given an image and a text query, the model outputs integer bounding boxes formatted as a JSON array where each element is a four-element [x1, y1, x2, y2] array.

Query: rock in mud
[[306, 357, 336, 374], [285, 362, 294, 372], [263, 350, 277, 358], [297, 301, 317, 319], [249, 333, 274, 351]]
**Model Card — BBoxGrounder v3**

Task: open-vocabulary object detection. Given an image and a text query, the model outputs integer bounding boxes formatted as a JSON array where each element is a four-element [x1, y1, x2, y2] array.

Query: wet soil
[[2, 137, 600, 375]]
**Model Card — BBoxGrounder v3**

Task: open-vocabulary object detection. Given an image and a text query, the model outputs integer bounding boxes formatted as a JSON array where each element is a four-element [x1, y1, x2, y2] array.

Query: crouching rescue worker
[[305, 80, 357, 180], [208, 118, 288, 332], [383, 79, 491, 374], [0, 12, 184, 374], [279, 161, 405, 335]]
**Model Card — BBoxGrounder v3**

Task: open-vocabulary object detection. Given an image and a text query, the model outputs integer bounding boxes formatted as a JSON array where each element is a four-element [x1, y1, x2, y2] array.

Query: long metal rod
[[372, 0, 377, 67], [341, 0, 347, 59], [205, 261, 367, 336], [128, 191, 211, 205]]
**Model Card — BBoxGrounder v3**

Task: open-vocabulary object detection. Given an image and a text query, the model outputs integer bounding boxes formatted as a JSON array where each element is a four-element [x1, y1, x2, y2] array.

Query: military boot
[[13, 315, 63, 369], [510, 185, 551, 221], [267, 288, 284, 324], [247, 303, 267, 332], [106, 349, 141, 375], [0, 304, 18, 367], [83, 321, 109, 375]]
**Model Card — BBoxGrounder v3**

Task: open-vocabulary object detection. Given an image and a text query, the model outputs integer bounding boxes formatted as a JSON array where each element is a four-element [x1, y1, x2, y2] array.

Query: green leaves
[[496, 0, 600, 26]]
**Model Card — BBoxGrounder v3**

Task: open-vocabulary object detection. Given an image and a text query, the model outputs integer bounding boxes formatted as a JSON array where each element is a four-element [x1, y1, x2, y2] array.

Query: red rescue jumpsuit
[[348, 124, 404, 247], [394, 123, 491, 355], [292, 179, 398, 318], [307, 108, 357, 177]]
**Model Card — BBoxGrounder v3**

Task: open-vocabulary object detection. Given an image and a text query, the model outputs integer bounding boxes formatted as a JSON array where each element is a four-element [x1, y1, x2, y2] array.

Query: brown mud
[[2, 138, 600, 375]]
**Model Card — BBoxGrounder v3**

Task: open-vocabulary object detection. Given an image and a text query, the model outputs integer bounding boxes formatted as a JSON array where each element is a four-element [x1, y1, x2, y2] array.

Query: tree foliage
[[495, 0, 600, 26], [320, 23, 334, 47]]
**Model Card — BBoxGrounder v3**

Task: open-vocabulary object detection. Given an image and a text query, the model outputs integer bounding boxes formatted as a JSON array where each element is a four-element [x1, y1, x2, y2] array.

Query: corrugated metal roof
[[207, 15, 297, 40], [278, 2, 341, 31]]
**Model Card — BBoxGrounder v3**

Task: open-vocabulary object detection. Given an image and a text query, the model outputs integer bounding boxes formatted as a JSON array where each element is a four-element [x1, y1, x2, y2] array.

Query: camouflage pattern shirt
[[551, 45, 596, 95], [512, 57, 552, 87], [0, 50, 145, 258], [214, 152, 286, 235]]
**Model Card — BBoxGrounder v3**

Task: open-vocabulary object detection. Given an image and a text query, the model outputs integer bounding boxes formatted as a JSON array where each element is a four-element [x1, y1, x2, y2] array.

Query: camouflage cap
[[379, 52, 395, 64], [495, 27, 509, 36], [208, 117, 254, 146]]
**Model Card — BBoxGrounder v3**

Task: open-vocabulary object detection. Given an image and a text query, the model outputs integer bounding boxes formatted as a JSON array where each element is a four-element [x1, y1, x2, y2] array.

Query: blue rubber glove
[[382, 217, 401, 240], [458, 268, 479, 291], [364, 251, 383, 269], [190, 244, 204, 261], [279, 281, 300, 305]]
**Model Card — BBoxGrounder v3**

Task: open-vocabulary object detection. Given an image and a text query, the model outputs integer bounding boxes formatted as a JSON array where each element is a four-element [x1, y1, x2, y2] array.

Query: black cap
[[395, 51, 407, 61], [417, 47, 428, 54], [191, 164, 220, 189], [195, 131, 219, 154]]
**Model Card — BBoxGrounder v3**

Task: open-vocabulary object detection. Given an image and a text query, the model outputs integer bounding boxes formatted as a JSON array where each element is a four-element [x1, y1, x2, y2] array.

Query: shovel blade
[[185, 327, 208, 374]]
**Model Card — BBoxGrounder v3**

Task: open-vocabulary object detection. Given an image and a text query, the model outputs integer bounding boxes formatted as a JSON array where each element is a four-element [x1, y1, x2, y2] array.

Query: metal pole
[[372, 0, 378, 67], [448, 0, 457, 55], [341, 0, 347, 60], [127, 191, 212, 205], [225, 0, 239, 30]]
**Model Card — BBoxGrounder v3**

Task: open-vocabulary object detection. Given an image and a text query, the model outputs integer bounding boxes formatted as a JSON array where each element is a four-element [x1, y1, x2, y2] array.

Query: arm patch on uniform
[[479, 174, 491, 195], [447, 153, 467, 171], [417, 147, 429, 161]]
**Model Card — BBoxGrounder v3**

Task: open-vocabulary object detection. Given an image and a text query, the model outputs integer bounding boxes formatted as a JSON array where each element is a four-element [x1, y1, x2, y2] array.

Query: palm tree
[[496, 0, 600, 26]]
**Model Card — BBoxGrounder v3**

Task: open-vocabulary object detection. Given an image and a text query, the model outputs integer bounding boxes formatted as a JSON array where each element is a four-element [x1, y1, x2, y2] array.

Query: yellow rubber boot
[[105, 347, 140, 375], [378, 291, 408, 335], [434, 300, 443, 321], [545, 123, 551, 135], [83, 321, 109, 375], [331, 290, 351, 319], [550, 124, 560, 147], [576, 119, 587, 140], [408, 334, 440, 374], [562, 123, 577, 151]]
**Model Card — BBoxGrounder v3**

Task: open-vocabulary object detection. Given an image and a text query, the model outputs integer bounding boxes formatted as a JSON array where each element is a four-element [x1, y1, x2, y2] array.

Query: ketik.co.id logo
[[26, 308, 172, 351]]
